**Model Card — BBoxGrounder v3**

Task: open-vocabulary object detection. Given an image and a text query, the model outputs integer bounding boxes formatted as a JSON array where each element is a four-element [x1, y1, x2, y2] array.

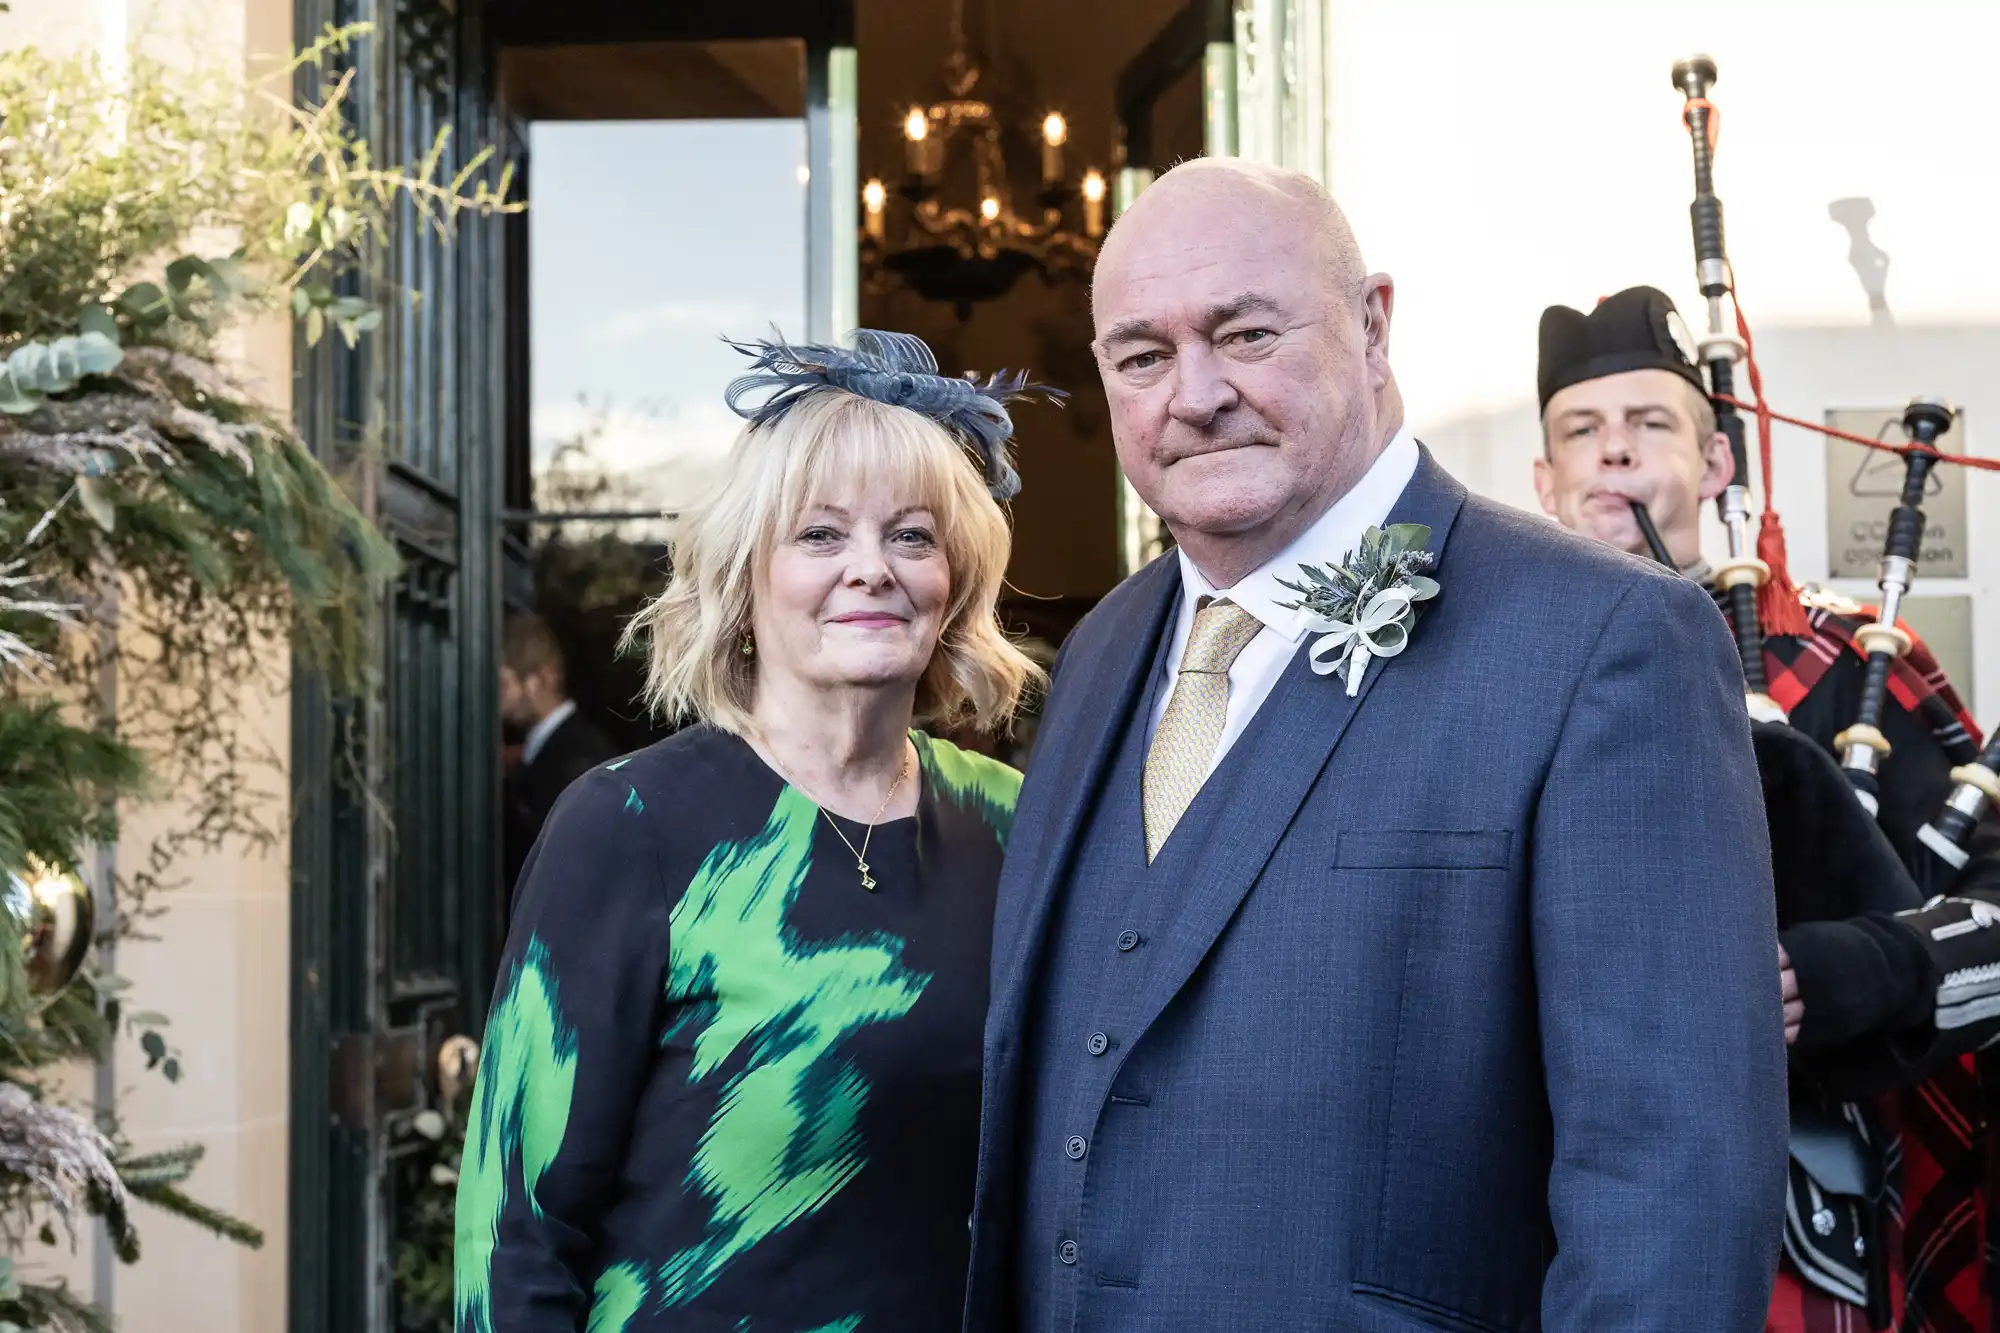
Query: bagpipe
[[1664, 55, 2000, 882], [1661, 60, 2000, 1307], [1655, 55, 1916, 921]]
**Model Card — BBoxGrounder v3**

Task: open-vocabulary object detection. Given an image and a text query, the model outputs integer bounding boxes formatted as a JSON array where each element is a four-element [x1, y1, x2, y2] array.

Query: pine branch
[[0, 700, 146, 881], [24, 984, 113, 1069], [113, 1144, 202, 1189], [127, 1180, 264, 1249], [86, 1172, 140, 1264], [6, 1281, 115, 1333], [0, 556, 74, 677]]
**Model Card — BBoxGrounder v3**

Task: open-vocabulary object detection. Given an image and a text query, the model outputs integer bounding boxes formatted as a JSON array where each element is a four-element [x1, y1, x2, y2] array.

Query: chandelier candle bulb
[[1082, 169, 1106, 236], [1041, 112, 1067, 184], [904, 106, 940, 177], [980, 195, 1001, 222], [863, 178, 887, 241]]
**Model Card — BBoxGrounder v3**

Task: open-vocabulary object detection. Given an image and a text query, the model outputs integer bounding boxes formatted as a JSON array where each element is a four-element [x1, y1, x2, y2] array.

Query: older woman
[[455, 330, 1046, 1333]]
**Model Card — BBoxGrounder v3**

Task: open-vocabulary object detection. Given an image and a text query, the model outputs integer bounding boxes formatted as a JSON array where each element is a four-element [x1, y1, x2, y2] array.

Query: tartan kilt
[[1759, 592, 1990, 1333]]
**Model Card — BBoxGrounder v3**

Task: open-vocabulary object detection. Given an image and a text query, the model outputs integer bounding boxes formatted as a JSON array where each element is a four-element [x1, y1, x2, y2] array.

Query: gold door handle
[[437, 1033, 480, 1105]]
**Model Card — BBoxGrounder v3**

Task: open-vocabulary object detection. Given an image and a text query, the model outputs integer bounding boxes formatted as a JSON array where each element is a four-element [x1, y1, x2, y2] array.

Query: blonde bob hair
[[624, 388, 1043, 737]]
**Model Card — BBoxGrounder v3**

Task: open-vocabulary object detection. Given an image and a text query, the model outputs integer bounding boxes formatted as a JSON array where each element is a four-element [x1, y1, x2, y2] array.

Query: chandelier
[[860, 0, 1105, 319]]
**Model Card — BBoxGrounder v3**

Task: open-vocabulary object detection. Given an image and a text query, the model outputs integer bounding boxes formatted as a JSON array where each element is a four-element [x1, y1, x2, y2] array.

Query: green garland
[[0, 20, 519, 1330]]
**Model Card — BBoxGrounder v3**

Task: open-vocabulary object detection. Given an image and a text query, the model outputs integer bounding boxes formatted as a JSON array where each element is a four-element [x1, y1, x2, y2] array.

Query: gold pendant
[[858, 861, 876, 891]]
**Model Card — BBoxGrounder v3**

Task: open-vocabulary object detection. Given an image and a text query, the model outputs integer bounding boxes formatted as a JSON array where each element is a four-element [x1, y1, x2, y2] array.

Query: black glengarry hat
[[1537, 285, 1706, 411]]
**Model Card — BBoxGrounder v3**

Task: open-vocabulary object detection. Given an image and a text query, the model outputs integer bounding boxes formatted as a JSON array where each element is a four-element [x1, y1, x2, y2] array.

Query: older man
[[966, 159, 1787, 1332]]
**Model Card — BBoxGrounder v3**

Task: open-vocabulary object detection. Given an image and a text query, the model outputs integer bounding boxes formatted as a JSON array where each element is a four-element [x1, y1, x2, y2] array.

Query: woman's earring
[[740, 632, 755, 658]]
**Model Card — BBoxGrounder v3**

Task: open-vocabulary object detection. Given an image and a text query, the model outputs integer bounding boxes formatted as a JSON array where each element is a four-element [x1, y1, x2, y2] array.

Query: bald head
[[1093, 159, 1368, 320], [1087, 156, 1400, 588]]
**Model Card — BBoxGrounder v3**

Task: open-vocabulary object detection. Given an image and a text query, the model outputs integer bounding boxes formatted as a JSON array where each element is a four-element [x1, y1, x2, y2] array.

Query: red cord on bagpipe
[[1724, 283, 1811, 636], [1715, 380, 2000, 473]]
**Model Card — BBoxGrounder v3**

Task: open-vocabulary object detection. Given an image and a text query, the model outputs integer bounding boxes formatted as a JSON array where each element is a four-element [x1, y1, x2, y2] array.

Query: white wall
[[1325, 0, 2000, 715]]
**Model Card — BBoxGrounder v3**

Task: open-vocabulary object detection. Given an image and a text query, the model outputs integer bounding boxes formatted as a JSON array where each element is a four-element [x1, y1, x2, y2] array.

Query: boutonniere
[[1276, 523, 1440, 697]]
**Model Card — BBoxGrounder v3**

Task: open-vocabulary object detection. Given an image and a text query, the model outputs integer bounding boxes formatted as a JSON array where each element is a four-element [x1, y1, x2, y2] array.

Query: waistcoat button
[[1116, 929, 1140, 952], [1086, 1031, 1110, 1056], [1065, 1135, 1088, 1160], [1058, 1239, 1079, 1265]]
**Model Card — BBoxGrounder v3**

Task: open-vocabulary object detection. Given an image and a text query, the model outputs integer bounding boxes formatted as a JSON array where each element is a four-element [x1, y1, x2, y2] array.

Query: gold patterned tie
[[1143, 597, 1265, 861]]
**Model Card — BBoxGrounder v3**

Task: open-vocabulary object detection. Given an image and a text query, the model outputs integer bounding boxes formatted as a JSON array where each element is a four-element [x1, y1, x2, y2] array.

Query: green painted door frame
[[288, 1, 510, 1328]]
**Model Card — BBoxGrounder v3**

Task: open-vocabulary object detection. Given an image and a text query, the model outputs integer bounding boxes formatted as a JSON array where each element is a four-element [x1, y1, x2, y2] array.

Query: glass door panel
[[529, 117, 810, 531]]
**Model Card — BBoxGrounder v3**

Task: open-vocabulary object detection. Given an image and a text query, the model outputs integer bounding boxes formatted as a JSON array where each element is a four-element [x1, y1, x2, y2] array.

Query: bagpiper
[[1535, 284, 2000, 1332]]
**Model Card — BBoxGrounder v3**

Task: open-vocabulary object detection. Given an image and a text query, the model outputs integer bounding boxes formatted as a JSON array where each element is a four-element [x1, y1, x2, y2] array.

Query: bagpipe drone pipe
[[1672, 55, 1779, 721], [1661, 57, 1921, 930]]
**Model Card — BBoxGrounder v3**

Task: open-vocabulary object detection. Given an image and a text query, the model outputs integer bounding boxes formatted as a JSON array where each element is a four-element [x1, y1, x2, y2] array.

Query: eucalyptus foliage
[[0, 338, 124, 418]]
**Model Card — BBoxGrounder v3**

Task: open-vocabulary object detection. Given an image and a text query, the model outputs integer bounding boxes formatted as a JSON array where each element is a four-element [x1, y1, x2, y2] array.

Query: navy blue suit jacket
[[968, 452, 1788, 1332]]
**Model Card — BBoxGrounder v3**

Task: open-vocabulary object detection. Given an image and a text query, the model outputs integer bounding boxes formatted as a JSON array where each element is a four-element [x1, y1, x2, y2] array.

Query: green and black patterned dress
[[454, 723, 1020, 1333]]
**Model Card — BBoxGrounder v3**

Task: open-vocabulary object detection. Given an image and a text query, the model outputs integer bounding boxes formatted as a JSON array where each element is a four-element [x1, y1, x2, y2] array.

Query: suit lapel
[[988, 555, 1182, 1041], [1126, 449, 1469, 1043]]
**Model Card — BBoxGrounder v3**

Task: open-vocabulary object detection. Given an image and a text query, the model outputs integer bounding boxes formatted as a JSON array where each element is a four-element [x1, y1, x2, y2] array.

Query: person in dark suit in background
[[501, 612, 617, 898]]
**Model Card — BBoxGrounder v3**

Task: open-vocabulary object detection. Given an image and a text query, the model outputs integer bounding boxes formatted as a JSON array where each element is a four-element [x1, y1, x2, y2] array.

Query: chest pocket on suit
[[1332, 829, 1512, 871]]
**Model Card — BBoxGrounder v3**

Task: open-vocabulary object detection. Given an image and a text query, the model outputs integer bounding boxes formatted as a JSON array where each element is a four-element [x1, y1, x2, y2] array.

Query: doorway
[[288, 2, 1221, 1328], [506, 113, 814, 757]]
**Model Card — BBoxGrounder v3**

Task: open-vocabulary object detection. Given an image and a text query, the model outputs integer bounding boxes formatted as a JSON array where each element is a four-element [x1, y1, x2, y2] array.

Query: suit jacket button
[[1087, 1031, 1110, 1056], [1116, 930, 1141, 952], [1058, 1239, 1079, 1265], [1065, 1135, 1088, 1160]]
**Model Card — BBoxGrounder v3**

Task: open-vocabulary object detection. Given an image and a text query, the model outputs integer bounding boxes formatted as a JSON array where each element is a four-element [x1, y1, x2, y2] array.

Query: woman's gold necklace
[[819, 746, 913, 891]]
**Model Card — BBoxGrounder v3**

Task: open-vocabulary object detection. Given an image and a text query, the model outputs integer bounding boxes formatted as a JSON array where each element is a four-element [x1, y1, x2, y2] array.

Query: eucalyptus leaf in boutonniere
[[1276, 523, 1441, 697]]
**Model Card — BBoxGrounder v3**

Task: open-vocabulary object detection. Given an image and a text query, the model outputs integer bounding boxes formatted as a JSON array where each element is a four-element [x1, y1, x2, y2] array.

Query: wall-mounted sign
[[1824, 407, 1969, 579]]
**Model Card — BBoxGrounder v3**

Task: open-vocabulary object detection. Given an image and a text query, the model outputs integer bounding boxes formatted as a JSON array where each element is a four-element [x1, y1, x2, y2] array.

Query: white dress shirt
[[521, 698, 578, 767], [1146, 428, 1421, 782]]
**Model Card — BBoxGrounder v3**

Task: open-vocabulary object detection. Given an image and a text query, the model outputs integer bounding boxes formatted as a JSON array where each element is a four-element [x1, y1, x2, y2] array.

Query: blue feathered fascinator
[[722, 328, 1057, 502]]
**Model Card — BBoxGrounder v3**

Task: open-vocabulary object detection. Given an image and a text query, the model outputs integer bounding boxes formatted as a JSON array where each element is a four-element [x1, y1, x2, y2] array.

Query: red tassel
[[1756, 510, 1810, 638]]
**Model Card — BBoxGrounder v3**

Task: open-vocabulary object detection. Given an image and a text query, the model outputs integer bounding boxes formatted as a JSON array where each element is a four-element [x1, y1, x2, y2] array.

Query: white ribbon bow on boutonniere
[[1276, 523, 1441, 697]]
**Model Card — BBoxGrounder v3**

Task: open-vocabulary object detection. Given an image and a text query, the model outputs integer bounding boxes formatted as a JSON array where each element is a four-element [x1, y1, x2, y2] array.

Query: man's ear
[[1698, 429, 1735, 501], [1532, 456, 1559, 518], [1361, 273, 1395, 383]]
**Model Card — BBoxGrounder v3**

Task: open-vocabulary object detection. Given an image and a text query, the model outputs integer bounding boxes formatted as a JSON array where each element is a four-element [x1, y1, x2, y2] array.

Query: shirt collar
[[522, 698, 578, 766], [1174, 427, 1422, 643]]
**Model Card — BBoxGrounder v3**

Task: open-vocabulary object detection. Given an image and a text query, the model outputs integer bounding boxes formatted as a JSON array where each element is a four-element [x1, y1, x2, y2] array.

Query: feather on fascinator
[[722, 328, 1057, 501]]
